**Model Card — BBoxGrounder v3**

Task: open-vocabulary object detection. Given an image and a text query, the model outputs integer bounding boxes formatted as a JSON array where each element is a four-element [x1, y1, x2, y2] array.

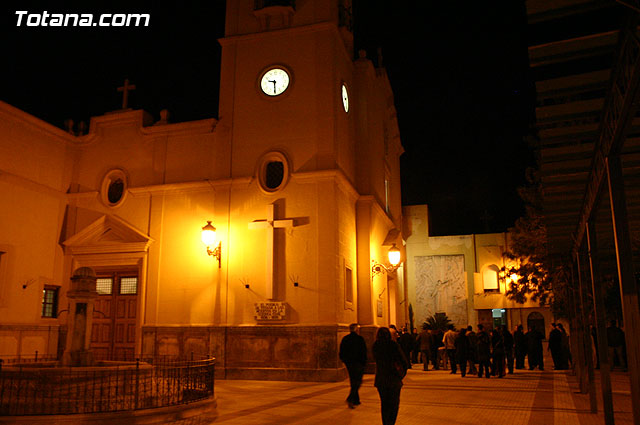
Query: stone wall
[[0, 324, 60, 359], [142, 324, 349, 382]]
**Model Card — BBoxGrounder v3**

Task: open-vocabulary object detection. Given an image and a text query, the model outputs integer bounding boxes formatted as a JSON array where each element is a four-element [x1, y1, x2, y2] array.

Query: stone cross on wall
[[248, 203, 295, 300], [117, 78, 136, 109]]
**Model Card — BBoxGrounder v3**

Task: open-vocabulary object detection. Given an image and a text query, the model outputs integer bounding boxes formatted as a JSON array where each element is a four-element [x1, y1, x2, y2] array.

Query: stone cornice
[[0, 101, 77, 145]]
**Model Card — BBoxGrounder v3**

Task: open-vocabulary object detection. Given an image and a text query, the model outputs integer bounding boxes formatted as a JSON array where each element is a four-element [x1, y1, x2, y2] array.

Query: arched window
[[483, 264, 500, 292]]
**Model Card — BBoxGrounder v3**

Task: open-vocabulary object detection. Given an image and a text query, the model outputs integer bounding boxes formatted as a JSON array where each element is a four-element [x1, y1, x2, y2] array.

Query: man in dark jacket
[[526, 325, 544, 371], [502, 325, 515, 374], [514, 325, 527, 369], [548, 323, 565, 370], [607, 320, 627, 370], [466, 325, 478, 375], [339, 323, 368, 408], [454, 328, 470, 377], [491, 327, 506, 378], [417, 324, 432, 371], [476, 324, 491, 378], [399, 327, 415, 369]]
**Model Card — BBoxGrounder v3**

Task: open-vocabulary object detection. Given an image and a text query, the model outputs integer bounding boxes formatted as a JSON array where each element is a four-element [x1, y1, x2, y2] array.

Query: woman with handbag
[[373, 327, 409, 425]]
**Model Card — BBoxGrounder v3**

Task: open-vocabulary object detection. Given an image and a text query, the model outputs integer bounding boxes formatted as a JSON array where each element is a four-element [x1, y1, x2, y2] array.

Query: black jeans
[[446, 349, 457, 372], [478, 360, 491, 378], [377, 385, 402, 425], [506, 349, 514, 373], [421, 350, 431, 370], [345, 363, 364, 404]]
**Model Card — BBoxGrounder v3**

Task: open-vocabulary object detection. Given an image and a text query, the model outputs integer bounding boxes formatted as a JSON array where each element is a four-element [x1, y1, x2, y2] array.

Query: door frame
[[70, 252, 147, 358]]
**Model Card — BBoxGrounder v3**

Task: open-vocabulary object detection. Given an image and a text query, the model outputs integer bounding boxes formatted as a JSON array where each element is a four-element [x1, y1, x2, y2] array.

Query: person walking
[[373, 327, 409, 425], [417, 324, 432, 371], [514, 324, 527, 369], [339, 323, 368, 409], [442, 324, 458, 374], [476, 324, 491, 378], [455, 328, 470, 377]]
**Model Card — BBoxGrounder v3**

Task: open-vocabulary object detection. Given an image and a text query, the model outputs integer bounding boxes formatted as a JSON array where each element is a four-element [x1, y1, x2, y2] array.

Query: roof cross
[[117, 78, 136, 109]]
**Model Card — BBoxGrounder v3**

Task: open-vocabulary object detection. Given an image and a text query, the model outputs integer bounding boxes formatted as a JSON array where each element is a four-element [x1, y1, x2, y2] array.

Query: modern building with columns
[[0, 0, 405, 381]]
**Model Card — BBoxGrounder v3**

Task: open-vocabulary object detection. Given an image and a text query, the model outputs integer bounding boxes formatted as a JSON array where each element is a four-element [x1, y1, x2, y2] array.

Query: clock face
[[260, 68, 290, 96], [341, 84, 349, 112]]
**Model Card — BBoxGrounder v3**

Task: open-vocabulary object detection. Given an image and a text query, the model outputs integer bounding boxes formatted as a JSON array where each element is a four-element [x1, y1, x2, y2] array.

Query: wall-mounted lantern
[[202, 221, 221, 268], [371, 243, 402, 276]]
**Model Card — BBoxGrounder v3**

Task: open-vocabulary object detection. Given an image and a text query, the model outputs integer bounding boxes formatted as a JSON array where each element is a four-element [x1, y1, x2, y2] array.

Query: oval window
[[100, 169, 128, 208], [257, 152, 290, 194]]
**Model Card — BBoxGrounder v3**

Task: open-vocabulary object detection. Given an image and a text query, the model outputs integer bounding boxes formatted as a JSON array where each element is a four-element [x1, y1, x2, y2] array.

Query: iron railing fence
[[0, 353, 58, 365], [0, 356, 215, 416]]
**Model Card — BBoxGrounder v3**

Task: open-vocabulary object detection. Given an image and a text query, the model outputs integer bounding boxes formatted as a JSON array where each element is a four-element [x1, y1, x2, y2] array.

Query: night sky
[[2, 1, 535, 236]]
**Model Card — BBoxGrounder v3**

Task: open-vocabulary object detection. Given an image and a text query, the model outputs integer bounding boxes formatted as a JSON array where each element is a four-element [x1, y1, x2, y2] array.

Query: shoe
[[347, 402, 354, 409], [450, 371, 456, 374]]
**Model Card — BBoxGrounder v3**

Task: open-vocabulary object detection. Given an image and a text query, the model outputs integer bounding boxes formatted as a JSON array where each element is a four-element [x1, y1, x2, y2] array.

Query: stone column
[[62, 267, 98, 366]]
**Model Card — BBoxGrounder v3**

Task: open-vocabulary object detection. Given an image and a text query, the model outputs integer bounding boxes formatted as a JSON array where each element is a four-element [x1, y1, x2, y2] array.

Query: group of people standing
[[547, 322, 571, 370], [409, 323, 550, 376], [338, 321, 570, 425]]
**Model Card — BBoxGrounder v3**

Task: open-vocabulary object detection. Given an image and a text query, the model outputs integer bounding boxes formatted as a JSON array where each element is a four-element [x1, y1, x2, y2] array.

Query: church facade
[[0, 1, 405, 381]]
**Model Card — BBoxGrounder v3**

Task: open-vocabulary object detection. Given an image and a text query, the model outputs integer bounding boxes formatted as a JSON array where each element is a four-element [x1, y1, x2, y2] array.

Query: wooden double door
[[90, 270, 138, 361]]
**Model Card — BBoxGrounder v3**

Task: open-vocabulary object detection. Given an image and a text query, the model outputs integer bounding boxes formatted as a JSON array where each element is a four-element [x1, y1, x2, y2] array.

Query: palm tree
[[424, 313, 453, 331]]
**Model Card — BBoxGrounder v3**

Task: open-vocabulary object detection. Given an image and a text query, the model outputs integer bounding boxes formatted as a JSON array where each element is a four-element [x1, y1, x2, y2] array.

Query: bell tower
[[217, 0, 355, 179]]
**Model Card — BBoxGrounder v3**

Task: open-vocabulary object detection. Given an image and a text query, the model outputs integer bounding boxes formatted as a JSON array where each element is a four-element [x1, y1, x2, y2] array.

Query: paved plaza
[[212, 367, 632, 425]]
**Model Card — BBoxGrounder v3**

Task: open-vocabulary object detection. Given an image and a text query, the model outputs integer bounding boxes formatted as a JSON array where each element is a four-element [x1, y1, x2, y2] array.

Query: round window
[[257, 152, 290, 194], [100, 169, 128, 207]]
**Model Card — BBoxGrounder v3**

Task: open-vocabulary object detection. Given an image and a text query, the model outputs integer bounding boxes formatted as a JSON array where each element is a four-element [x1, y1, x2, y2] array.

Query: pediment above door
[[63, 215, 153, 255]]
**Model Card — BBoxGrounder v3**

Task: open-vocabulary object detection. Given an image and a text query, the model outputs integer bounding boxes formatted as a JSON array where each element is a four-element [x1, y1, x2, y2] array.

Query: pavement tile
[[211, 367, 633, 425]]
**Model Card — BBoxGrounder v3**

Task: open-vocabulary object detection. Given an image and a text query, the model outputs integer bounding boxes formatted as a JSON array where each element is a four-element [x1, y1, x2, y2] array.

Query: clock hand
[[269, 79, 277, 93]]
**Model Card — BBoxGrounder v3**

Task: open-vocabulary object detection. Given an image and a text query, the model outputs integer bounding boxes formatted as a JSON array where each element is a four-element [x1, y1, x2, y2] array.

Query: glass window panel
[[42, 287, 58, 318], [120, 277, 138, 295], [96, 278, 113, 295]]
